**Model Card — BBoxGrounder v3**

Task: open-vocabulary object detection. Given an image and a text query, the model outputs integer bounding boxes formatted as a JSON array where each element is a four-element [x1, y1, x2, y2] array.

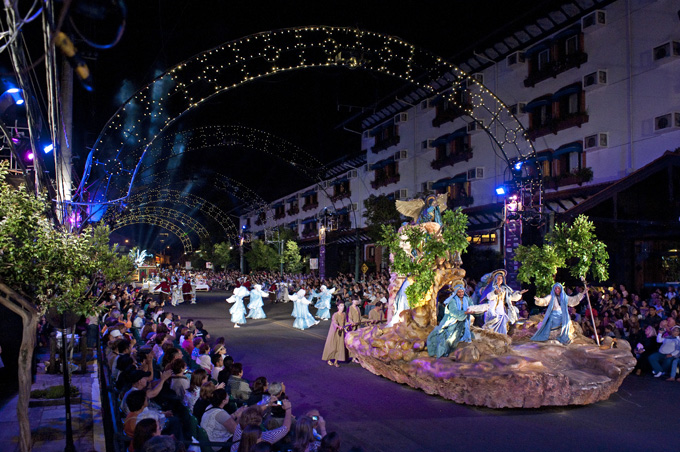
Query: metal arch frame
[[125, 189, 237, 238], [76, 26, 538, 211], [105, 205, 209, 241], [136, 125, 323, 180], [110, 215, 194, 254]]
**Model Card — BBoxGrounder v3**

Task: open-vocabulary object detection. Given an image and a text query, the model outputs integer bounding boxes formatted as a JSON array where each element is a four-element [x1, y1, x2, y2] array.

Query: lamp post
[[319, 225, 326, 280]]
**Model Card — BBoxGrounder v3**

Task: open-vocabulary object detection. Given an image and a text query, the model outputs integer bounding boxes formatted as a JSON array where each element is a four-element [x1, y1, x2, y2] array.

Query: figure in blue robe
[[427, 283, 473, 358], [227, 286, 249, 328], [246, 284, 268, 319], [387, 277, 412, 327], [531, 283, 584, 344], [468, 270, 526, 335], [314, 285, 335, 320], [291, 289, 319, 330]]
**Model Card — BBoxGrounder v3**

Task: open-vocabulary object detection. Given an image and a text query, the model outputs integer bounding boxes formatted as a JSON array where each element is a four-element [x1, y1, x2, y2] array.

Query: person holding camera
[[229, 399, 293, 452]]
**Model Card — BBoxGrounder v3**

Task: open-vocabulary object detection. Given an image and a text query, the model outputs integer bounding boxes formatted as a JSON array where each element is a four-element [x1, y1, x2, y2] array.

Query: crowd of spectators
[[97, 282, 349, 452]]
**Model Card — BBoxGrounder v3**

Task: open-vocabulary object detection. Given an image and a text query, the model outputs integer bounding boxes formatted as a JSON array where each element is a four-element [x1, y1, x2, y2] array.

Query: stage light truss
[[77, 26, 541, 215]]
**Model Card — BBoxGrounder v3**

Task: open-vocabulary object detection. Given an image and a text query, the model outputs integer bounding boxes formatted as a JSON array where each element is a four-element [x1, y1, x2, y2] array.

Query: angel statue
[[396, 194, 447, 229]]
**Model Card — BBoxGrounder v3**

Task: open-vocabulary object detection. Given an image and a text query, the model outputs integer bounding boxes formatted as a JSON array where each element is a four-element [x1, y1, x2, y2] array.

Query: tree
[[282, 240, 303, 273], [0, 165, 135, 452], [363, 194, 402, 242], [245, 239, 279, 271], [213, 242, 236, 270], [378, 208, 469, 307]]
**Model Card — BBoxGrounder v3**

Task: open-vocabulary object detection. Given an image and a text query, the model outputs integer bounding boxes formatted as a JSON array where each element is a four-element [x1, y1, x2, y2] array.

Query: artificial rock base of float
[[346, 316, 636, 409]]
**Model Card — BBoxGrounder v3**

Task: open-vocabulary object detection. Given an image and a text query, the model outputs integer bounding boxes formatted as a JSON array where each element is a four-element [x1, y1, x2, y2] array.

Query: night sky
[[19, 0, 567, 253]]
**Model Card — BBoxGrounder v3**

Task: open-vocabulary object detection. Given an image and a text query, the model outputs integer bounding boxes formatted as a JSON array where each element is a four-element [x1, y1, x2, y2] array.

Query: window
[[538, 49, 551, 71], [565, 35, 578, 56], [371, 160, 400, 189], [371, 123, 400, 153], [468, 232, 497, 245], [524, 26, 586, 87]]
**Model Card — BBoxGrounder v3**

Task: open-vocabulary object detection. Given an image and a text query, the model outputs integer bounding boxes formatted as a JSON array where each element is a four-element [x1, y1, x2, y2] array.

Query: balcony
[[430, 148, 473, 170], [371, 174, 400, 190], [371, 135, 400, 153], [447, 195, 474, 209], [524, 52, 588, 87], [526, 113, 589, 140], [543, 167, 593, 189], [330, 192, 351, 203], [432, 103, 471, 128], [274, 211, 286, 220], [286, 206, 299, 216], [302, 229, 318, 238], [302, 202, 319, 212]]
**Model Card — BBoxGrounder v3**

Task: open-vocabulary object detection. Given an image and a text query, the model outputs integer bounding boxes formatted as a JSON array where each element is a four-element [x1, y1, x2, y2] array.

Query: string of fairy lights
[[77, 26, 536, 207], [125, 189, 237, 237], [104, 205, 210, 239], [110, 215, 194, 254], [74, 26, 543, 242]]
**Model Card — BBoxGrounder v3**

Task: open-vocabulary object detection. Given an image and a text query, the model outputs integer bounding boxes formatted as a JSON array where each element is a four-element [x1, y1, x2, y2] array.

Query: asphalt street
[[170, 291, 680, 452]]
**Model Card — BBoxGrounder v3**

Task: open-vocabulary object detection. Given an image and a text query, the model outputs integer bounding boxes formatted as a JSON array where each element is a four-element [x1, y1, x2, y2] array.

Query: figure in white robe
[[227, 286, 249, 328], [290, 289, 319, 330], [171, 285, 183, 306], [467, 270, 526, 335], [315, 285, 335, 320], [246, 284, 268, 319], [387, 277, 412, 327]]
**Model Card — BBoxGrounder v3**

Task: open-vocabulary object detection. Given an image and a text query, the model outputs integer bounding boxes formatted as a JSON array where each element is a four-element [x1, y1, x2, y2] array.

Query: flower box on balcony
[[330, 192, 351, 203], [286, 206, 299, 216], [430, 149, 473, 170], [302, 203, 319, 212]]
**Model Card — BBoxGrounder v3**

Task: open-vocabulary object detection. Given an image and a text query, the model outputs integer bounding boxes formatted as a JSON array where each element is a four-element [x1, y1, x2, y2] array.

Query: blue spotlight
[[495, 186, 506, 196], [43, 143, 54, 153], [514, 161, 523, 171], [15, 98, 24, 105], [6, 88, 19, 93]]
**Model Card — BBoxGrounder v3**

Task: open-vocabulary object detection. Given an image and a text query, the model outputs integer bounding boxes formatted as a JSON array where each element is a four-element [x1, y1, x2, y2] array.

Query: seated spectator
[[230, 403, 292, 452], [227, 363, 251, 402], [195, 343, 212, 373], [318, 432, 340, 452], [168, 359, 189, 400], [195, 320, 211, 342], [194, 381, 225, 423], [293, 416, 322, 452], [305, 409, 327, 441], [211, 354, 224, 381], [650, 325, 680, 378], [236, 424, 262, 452], [246, 377, 268, 406], [121, 369, 172, 416], [191, 337, 204, 361], [129, 418, 160, 452], [200, 388, 243, 451], [124, 389, 151, 437], [185, 368, 208, 412], [139, 435, 185, 452]]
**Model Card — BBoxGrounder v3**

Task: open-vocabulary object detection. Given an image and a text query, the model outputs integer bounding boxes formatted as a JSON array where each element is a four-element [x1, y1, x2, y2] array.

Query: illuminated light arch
[[136, 125, 323, 181], [110, 215, 194, 254], [77, 26, 539, 212], [125, 189, 238, 238], [107, 205, 210, 239]]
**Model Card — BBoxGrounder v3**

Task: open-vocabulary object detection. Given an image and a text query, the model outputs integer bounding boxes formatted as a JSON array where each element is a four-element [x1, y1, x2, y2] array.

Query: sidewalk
[[0, 350, 104, 452]]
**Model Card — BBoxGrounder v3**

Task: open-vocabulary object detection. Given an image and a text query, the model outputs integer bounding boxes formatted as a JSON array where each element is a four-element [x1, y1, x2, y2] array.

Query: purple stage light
[[27, 152, 34, 160]]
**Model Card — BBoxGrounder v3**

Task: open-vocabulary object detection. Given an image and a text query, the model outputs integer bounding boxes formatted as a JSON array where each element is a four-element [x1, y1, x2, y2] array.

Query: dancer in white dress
[[314, 285, 335, 320], [290, 289, 319, 330], [246, 284, 268, 319], [467, 270, 526, 335], [227, 286, 249, 328]]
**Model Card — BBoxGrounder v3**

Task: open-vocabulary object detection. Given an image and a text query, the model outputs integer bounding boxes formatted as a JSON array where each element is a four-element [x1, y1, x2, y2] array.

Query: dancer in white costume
[[227, 286, 249, 328], [171, 284, 183, 306], [314, 285, 335, 320], [246, 284, 268, 319], [290, 289, 319, 330]]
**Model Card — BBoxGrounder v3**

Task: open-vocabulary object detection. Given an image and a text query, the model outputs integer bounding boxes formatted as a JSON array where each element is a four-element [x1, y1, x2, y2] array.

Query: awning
[[301, 217, 317, 225], [552, 83, 581, 100], [272, 201, 284, 208], [286, 196, 297, 203], [553, 25, 581, 42], [332, 176, 349, 185], [300, 189, 317, 198], [432, 127, 467, 146], [287, 221, 298, 228], [524, 95, 553, 112], [336, 207, 349, 215], [532, 150, 553, 162], [432, 174, 467, 189], [525, 41, 550, 57], [370, 156, 395, 170], [553, 141, 583, 157]]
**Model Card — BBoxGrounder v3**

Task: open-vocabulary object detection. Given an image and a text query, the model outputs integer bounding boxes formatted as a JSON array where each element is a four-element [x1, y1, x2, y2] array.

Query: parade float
[[345, 196, 635, 408]]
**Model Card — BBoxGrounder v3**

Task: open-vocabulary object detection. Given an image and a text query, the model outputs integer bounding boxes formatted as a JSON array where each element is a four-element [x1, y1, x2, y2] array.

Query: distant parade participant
[[182, 277, 194, 304], [315, 285, 335, 320], [171, 283, 183, 306], [227, 286, 249, 328], [291, 289, 318, 331], [531, 282, 584, 344], [322, 302, 348, 367], [154, 278, 171, 305], [246, 284, 269, 319]]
